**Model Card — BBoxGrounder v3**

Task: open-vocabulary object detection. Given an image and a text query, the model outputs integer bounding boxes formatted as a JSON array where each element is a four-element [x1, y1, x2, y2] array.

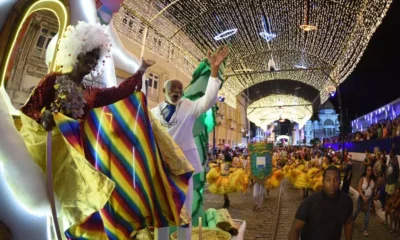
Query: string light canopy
[[114, 0, 392, 126], [247, 94, 313, 129]]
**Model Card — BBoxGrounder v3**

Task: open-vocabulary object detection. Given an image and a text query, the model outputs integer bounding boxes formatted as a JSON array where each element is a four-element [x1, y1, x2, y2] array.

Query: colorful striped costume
[[21, 92, 193, 239]]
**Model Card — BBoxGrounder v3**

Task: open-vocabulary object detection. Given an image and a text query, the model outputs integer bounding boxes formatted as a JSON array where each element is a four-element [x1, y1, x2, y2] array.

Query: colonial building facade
[[303, 100, 339, 144]]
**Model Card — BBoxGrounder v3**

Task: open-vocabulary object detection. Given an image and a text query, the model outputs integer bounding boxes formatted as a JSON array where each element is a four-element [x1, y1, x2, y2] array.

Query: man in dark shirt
[[289, 166, 353, 240]]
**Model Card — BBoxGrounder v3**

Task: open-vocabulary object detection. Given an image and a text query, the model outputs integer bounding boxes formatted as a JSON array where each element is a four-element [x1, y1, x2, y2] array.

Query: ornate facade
[[5, 11, 59, 110], [303, 100, 339, 144]]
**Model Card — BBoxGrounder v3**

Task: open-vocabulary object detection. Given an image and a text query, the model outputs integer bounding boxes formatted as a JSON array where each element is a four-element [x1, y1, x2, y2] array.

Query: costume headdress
[[55, 21, 111, 75]]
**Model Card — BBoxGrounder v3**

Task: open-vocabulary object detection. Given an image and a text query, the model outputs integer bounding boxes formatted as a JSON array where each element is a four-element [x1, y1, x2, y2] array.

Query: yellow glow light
[[299, 25, 317, 32], [0, 0, 68, 116]]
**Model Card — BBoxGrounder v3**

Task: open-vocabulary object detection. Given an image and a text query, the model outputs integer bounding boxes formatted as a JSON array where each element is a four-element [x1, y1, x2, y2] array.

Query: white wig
[[55, 21, 112, 75]]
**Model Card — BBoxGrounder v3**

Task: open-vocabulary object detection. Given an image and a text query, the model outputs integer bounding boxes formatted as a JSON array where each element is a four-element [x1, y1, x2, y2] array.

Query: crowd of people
[[206, 145, 349, 209], [207, 143, 400, 238], [325, 116, 400, 143]]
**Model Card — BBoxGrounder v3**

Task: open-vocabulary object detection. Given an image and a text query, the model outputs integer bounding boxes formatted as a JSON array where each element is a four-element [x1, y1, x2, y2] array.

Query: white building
[[303, 100, 339, 144]]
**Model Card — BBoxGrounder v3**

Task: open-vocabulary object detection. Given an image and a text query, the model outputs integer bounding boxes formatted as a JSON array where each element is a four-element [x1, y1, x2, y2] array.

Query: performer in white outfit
[[253, 182, 266, 210], [151, 46, 229, 239]]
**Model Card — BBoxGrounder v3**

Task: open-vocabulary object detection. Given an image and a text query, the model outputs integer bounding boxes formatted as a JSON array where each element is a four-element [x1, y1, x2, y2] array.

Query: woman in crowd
[[353, 165, 377, 237]]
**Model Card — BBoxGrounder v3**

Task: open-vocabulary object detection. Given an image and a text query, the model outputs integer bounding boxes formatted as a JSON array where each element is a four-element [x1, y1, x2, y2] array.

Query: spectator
[[397, 120, 400, 136], [353, 165, 377, 237], [386, 150, 399, 206], [376, 176, 386, 211], [383, 123, 388, 138], [342, 154, 353, 194], [289, 166, 353, 240]]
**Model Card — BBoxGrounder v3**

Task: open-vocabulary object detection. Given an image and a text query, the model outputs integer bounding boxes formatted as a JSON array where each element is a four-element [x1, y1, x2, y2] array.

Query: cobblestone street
[[204, 170, 400, 239]]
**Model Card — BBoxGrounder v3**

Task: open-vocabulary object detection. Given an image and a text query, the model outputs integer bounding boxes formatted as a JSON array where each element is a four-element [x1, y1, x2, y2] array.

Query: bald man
[[151, 46, 228, 240]]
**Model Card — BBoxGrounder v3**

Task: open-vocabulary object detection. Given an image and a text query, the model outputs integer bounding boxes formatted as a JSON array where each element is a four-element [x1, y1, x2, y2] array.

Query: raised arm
[[93, 59, 155, 108], [190, 46, 229, 118]]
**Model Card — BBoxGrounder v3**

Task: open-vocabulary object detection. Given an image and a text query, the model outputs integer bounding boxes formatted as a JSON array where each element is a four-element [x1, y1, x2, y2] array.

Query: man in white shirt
[[151, 46, 229, 240]]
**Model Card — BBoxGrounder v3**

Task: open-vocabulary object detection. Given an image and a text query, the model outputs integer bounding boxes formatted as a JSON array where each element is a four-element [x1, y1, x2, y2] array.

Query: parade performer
[[241, 154, 251, 195], [291, 155, 311, 198], [20, 21, 193, 239], [151, 46, 229, 239], [249, 143, 275, 211], [283, 155, 295, 183], [207, 150, 245, 208], [264, 156, 285, 198], [309, 155, 331, 192]]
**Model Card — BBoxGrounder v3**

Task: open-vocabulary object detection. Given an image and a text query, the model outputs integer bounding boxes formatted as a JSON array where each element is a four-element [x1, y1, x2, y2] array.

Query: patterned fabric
[[64, 92, 192, 239]]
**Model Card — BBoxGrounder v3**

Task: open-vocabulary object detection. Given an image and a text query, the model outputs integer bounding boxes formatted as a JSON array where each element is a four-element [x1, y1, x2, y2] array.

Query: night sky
[[330, 0, 400, 121]]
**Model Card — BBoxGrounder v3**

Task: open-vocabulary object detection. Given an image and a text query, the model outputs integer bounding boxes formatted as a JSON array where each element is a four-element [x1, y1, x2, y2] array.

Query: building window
[[324, 119, 335, 126], [147, 72, 159, 99], [34, 27, 56, 58]]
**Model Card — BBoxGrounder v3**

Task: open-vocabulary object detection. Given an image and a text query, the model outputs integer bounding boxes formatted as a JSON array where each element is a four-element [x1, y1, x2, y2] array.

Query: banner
[[249, 142, 273, 184]]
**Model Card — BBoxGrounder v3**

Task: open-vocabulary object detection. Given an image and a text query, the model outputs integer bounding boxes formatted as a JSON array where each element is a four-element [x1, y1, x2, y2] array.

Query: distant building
[[303, 100, 339, 144]]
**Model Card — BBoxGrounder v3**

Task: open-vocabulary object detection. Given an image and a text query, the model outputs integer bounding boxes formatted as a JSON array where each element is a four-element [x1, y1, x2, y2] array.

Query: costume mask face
[[164, 80, 183, 105], [76, 48, 101, 76]]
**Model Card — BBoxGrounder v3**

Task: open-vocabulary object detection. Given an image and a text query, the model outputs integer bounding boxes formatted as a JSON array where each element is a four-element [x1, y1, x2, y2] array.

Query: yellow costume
[[308, 162, 328, 192], [292, 160, 310, 189], [283, 158, 295, 183], [264, 157, 284, 190], [20, 114, 114, 231], [206, 161, 245, 195], [240, 156, 251, 193]]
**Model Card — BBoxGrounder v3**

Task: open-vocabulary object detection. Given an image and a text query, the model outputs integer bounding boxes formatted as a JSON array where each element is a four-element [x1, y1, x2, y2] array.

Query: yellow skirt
[[206, 167, 245, 195], [283, 164, 295, 183], [309, 171, 323, 192], [292, 165, 309, 189], [264, 169, 284, 190]]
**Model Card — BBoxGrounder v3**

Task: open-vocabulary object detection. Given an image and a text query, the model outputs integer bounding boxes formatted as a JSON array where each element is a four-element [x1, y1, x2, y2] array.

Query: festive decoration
[[51, 75, 86, 119], [113, 0, 392, 126], [259, 16, 276, 42], [247, 94, 312, 128], [214, 29, 238, 41], [55, 21, 112, 74]]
